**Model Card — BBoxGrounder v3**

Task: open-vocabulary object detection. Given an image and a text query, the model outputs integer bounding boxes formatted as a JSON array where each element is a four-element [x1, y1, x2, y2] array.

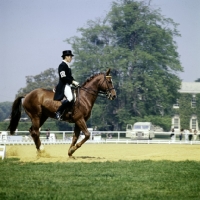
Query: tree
[[16, 68, 58, 97], [66, 0, 183, 130], [13, 0, 183, 130], [195, 78, 200, 82], [14, 68, 58, 120], [0, 102, 12, 121]]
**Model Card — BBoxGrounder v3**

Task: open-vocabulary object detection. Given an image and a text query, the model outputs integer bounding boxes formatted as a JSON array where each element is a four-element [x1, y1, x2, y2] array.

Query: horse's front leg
[[68, 124, 81, 157], [68, 119, 90, 157]]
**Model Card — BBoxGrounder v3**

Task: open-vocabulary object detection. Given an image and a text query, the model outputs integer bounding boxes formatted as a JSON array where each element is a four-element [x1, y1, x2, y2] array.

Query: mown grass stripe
[[0, 158, 200, 200]]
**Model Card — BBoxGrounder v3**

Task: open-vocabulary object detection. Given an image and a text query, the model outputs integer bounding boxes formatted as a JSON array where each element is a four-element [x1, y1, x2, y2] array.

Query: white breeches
[[64, 84, 73, 102]]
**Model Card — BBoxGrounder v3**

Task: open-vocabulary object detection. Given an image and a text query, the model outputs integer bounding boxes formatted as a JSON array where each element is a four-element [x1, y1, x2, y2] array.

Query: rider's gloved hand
[[72, 80, 79, 87]]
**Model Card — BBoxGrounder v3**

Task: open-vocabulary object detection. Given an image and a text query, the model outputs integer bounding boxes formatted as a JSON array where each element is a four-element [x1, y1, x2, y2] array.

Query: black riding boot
[[55, 100, 69, 120]]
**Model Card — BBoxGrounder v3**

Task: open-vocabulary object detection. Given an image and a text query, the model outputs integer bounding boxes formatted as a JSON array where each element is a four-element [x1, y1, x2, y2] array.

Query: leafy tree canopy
[[0, 102, 12, 121], [195, 78, 200, 82], [16, 68, 58, 97], [66, 0, 183, 129], [14, 0, 183, 130]]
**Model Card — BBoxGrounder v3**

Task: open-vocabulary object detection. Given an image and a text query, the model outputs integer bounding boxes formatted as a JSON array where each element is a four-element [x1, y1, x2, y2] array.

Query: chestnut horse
[[7, 69, 116, 157]]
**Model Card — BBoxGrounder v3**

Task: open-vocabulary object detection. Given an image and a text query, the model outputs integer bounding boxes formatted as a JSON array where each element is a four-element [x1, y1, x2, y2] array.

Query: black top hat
[[61, 50, 74, 57]]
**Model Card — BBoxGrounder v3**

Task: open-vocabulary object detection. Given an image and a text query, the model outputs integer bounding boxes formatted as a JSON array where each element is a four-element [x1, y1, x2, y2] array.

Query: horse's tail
[[7, 96, 25, 135]]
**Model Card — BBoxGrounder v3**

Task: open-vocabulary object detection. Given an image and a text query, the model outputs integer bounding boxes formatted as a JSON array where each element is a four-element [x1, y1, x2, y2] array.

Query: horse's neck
[[79, 75, 102, 107]]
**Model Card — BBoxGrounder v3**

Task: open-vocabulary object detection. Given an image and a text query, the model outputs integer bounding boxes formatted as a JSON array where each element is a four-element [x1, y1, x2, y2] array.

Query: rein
[[80, 86, 106, 97]]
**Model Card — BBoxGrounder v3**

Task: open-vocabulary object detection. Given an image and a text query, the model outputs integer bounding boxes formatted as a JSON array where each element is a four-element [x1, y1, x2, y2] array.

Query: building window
[[173, 99, 179, 109], [174, 118, 179, 129], [190, 116, 198, 130], [191, 95, 196, 108], [192, 119, 197, 129], [172, 115, 180, 130]]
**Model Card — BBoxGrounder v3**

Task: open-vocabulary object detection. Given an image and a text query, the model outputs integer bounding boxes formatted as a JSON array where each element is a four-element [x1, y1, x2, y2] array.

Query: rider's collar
[[62, 60, 70, 68]]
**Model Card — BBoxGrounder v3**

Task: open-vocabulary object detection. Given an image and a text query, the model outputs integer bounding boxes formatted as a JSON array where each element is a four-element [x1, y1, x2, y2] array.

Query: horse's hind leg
[[29, 114, 48, 151], [29, 117, 42, 150]]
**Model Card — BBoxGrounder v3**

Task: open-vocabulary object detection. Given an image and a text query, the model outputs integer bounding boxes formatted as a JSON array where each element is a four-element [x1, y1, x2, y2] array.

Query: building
[[172, 82, 200, 132]]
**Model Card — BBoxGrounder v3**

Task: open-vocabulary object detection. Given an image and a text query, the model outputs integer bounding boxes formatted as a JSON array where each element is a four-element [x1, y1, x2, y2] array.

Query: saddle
[[53, 86, 79, 120]]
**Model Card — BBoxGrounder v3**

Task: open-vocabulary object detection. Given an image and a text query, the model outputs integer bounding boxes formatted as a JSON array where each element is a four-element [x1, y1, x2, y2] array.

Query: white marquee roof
[[179, 82, 200, 93]]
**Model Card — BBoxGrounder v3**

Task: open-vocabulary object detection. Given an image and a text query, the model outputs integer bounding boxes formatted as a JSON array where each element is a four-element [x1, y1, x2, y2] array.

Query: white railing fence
[[0, 130, 200, 145]]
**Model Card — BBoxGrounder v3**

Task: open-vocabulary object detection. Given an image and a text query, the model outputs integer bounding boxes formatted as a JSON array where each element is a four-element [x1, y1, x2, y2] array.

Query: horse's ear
[[106, 68, 111, 76]]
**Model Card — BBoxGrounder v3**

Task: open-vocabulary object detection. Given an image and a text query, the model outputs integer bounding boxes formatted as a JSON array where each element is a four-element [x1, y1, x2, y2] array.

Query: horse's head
[[100, 69, 116, 100]]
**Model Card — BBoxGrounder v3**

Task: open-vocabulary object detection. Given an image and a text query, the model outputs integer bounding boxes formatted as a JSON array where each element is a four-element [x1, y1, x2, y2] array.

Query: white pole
[[63, 132, 65, 140]]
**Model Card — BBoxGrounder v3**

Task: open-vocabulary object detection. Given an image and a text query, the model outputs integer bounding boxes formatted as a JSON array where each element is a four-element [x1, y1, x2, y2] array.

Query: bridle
[[79, 74, 115, 99], [102, 75, 116, 100]]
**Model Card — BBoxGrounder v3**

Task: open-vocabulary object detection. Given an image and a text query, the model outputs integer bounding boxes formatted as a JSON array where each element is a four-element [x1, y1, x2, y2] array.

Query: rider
[[54, 50, 79, 120]]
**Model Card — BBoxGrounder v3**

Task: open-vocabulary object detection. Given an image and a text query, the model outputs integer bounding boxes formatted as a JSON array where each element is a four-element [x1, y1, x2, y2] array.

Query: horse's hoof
[[68, 156, 76, 160], [40, 145, 45, 151], [36, 149, 50, 158], [68, 146, 76, 155]]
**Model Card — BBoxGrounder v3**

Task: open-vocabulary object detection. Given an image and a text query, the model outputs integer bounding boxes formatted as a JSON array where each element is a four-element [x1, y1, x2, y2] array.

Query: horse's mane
[[37, 73, 104, 91], [81, 72, 104, 87]]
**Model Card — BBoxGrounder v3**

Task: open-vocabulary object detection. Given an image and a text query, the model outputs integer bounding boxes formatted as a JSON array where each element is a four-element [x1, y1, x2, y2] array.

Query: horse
[[7, 69, 116, 157]]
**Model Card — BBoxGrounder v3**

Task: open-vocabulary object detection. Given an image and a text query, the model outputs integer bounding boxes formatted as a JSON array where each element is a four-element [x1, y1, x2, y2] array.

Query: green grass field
[[0, 159, 200, 200]]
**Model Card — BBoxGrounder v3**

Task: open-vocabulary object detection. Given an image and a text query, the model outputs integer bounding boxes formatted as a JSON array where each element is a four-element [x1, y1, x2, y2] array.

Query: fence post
[[0, 145, 6, 160], [63, 132, 65, 140]]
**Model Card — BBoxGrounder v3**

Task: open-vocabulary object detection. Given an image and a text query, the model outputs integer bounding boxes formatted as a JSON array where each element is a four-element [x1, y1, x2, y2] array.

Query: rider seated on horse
[[54, 50, 79, 120]]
